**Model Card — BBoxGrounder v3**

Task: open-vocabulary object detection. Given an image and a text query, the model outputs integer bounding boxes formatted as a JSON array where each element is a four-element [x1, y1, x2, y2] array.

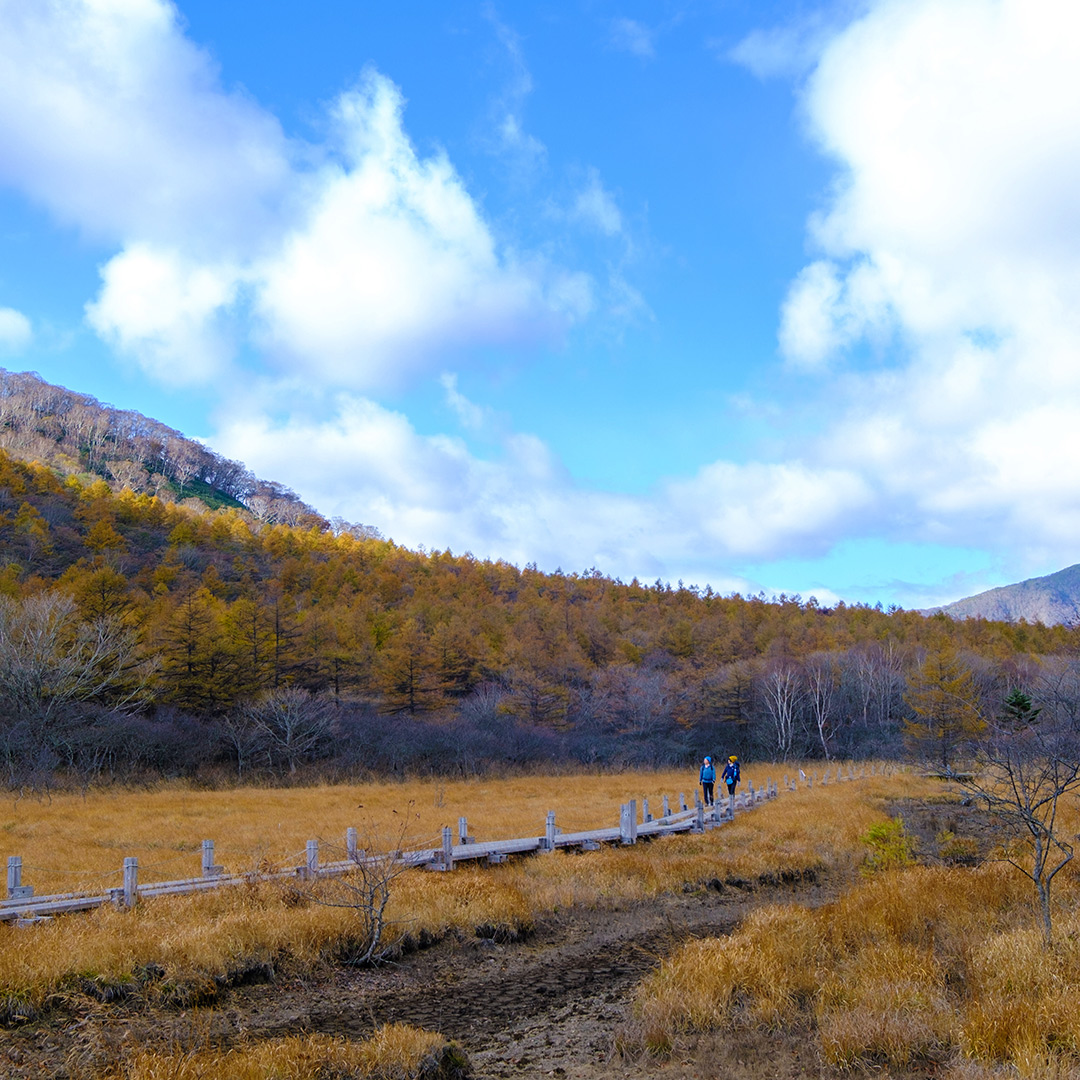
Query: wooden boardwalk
[[2, 767, 873, 925]]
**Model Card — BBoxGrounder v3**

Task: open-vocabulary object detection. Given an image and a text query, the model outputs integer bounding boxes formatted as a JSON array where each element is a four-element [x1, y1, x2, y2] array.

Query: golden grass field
[[630, 789, 1080, 1079], [0, 764, 891, 1014], [8, 763, 1079, 1078]]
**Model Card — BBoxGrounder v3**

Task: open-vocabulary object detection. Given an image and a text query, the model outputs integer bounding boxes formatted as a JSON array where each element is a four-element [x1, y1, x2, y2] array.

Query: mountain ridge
[[931, 563, 1080, 626]]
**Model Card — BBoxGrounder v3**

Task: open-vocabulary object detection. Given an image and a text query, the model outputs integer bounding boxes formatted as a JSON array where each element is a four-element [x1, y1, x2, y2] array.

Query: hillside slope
[[934, 563, 1080, 626], [0, 367, 327, 526]]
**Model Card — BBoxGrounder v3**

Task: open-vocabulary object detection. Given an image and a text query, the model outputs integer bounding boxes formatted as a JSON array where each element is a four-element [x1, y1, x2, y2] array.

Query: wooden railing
[[2, 764, 881, 925]]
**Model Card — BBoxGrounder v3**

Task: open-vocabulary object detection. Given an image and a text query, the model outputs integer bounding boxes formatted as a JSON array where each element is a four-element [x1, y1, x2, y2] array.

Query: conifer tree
[[903, 641, 985, 770]]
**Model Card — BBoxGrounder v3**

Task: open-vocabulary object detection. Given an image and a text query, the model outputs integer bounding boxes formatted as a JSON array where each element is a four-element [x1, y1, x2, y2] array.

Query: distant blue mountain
[[931, 564, 1080, 626]]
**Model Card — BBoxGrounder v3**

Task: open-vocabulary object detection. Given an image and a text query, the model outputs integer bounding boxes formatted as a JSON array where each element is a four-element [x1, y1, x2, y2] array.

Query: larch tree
[[904, 641, 985, 771]]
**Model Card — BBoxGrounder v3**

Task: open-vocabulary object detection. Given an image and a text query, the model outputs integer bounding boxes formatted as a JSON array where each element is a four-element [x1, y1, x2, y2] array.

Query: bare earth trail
[[4, 875, 839, 1080]]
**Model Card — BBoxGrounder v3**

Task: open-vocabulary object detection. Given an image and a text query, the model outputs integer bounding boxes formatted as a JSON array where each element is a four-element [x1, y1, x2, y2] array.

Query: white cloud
[[572, 168, 623, 236], [0, 0, 288, 247], [485, 11, 547, 172], [0, 3, 585, 389], [765, 0, 1080, 571], [212, 394, 873, 589], [727, 6, 859, 80], [0, 308, 32, 351], [86, 244, 240, 383], [610, 19, 655, 60], [252, 74, 588, 386], [440, 373, 487, 431]]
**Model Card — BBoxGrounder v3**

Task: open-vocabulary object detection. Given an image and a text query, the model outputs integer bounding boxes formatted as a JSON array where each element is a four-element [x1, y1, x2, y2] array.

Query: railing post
[[545, 811, 556, 851], [123, 857, 138, 909], [306, 840, 319, 880], [459, 816, 470, 845], [642, 797, 651, 823], [619, 803, 630, 844], [7, 856, 20, 898], [695, 802, 704, 832], [442, 826, 454, 871], [679, 791, 687, 812], [728, 791, 735, 820], [202, 839, 222, 877], [662, 795, 670, 818], [628, 799, 638, 844], [346, 827, 358, 861]]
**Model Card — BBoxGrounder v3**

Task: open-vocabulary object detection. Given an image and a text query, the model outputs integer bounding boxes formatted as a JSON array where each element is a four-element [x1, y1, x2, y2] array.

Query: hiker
[[699, 756, 716, 806], [722, 755, 740, 797]]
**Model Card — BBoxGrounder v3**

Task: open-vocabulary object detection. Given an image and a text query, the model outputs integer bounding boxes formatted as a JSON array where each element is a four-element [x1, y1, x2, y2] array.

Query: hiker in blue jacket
[[722, 755, 740, 796], [699, 756, 716, 806]]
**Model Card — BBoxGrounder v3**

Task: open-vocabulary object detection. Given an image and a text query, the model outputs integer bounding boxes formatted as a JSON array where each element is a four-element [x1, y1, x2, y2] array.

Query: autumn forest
[[0, 369, 1077, 789]]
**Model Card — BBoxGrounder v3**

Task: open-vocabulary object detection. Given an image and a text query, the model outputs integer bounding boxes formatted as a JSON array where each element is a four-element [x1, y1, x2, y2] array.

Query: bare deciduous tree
[[307, 818, 414, 965], [0, 593, 155, 783], [238, 686, 338, 775], [804, 653, 837, 760], [762, 665, 801, 761], [954, 689, 1080, 945]]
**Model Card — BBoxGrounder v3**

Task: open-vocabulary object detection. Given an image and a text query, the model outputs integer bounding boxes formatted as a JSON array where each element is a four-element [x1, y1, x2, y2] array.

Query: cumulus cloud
[[0, 308, 32, 352], [86, 244, 240, 384], [766, 0, 1080, 571], [0, 0, 288, 247], [0, 2, 586, 389], [211, 392, 871, 592], [213, 398, 659, 574], [253, 74, 589, 386]]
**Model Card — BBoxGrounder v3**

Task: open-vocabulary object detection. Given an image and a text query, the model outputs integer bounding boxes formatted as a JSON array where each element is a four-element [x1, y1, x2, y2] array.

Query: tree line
[[0, 444, 1077, 788]]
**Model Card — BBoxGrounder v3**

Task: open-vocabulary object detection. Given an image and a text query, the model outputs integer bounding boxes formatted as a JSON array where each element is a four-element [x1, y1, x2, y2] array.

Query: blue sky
[[1, 0, 1078, 608]]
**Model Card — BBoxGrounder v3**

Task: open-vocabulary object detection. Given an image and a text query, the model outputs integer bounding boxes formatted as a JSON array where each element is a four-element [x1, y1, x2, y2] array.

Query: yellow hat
[[729, 755, 737, 761]]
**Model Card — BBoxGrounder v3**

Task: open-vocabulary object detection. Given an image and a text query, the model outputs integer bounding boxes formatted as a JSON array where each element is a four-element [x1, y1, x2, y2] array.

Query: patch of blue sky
[[735, 539, 1000, 609]]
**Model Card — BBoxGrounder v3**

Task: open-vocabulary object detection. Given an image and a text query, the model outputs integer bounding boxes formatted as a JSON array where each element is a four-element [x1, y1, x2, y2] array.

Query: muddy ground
[[1, 795, 995, 1080]]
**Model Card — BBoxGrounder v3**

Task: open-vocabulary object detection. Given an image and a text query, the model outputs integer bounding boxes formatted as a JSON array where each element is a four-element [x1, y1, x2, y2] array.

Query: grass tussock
[[630, 813, 1080, 1077], [105, 1025, 462, 1080]]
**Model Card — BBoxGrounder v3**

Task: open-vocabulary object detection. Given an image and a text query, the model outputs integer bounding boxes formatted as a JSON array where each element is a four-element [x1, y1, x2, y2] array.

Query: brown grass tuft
[[105, 1025, 460, 1080]]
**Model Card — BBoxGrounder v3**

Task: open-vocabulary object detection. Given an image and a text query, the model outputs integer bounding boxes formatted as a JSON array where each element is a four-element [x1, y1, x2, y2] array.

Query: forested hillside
[[0, 431, 1077, 789], [0, 368, 327, 525]]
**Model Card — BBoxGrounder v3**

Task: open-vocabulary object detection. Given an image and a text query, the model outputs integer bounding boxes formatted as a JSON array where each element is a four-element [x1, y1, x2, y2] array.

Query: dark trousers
[[702, 781, 714, 806]]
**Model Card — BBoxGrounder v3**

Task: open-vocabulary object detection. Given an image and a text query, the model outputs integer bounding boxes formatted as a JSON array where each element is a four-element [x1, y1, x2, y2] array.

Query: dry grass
[[630, 792, 1080, 1075], [1, 770, 752, 895], [103, 1024, 457, 1080], [0, 765, 915, 1024]]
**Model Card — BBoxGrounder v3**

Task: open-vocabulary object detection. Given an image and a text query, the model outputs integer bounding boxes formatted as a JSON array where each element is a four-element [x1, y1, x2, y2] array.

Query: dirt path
[[3, 874, 841, 1080]]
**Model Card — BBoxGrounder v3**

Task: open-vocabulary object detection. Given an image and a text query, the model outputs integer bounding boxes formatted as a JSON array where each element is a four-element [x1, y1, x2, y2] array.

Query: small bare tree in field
[[308, 816, 415, 966], [955, 689, 1080, 946]]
